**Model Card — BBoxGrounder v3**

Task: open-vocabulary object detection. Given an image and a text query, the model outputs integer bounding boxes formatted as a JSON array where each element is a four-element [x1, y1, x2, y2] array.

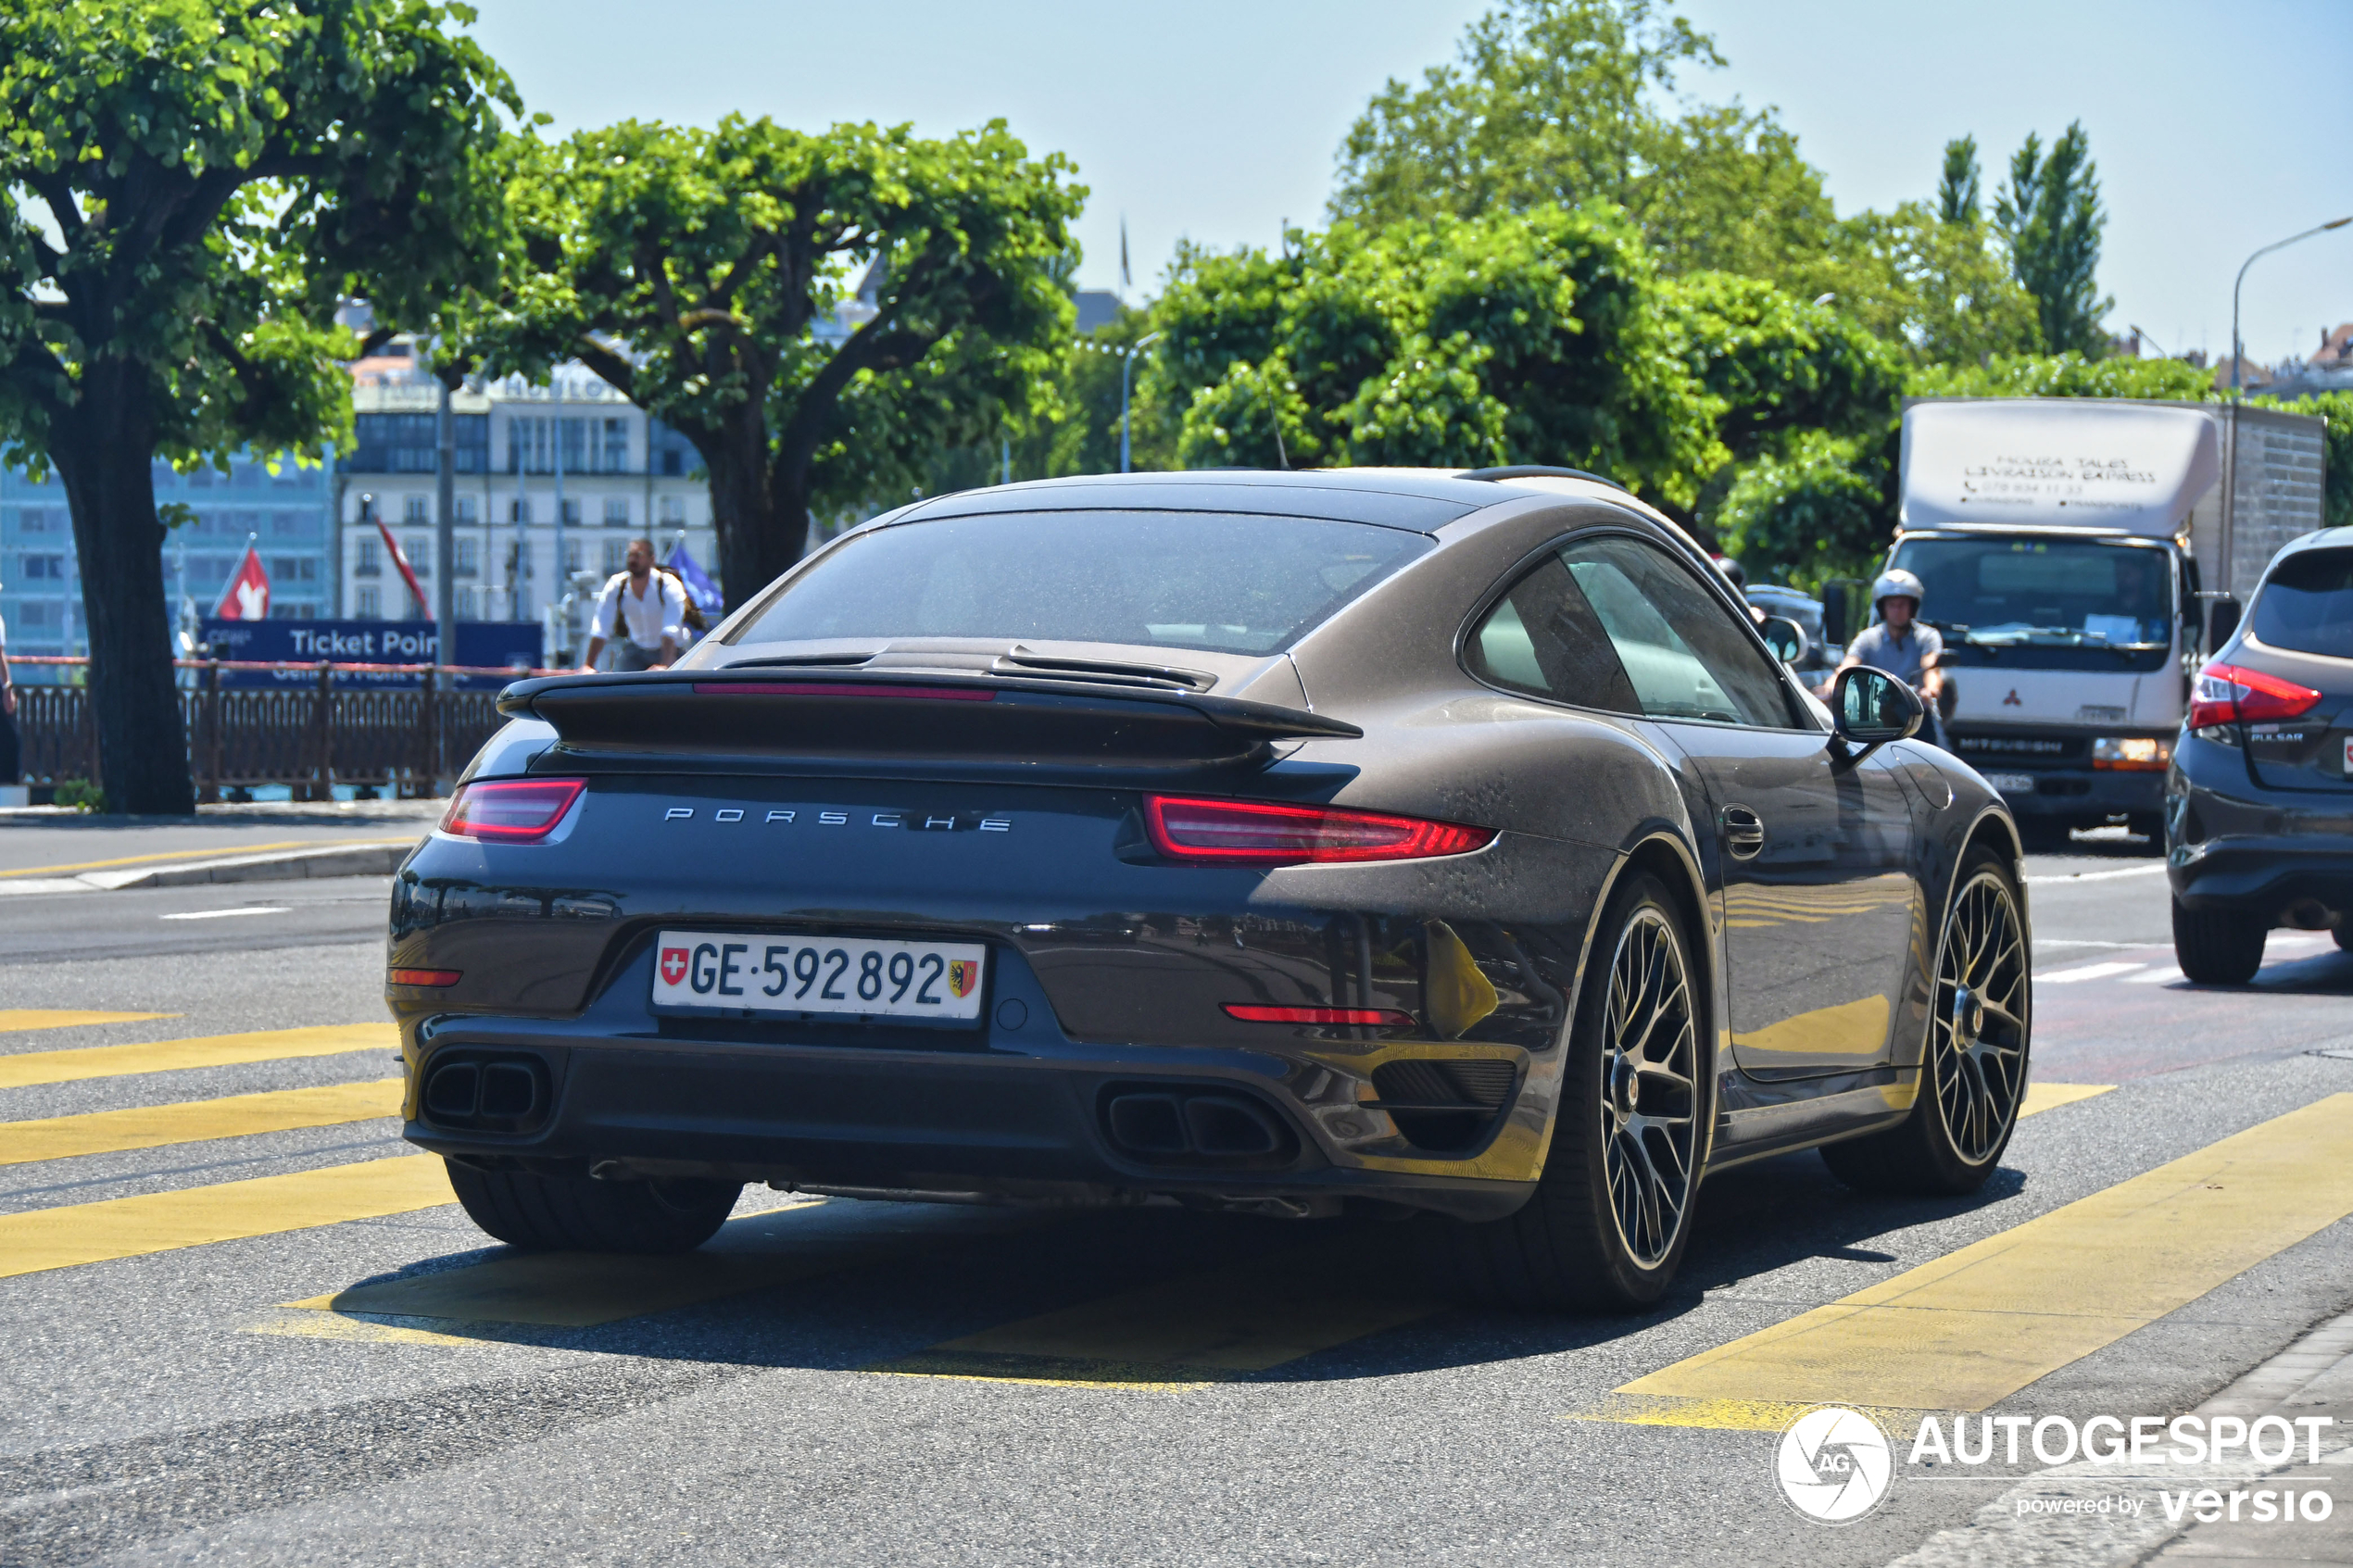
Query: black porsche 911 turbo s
[[386, 467, 2031, 1311]]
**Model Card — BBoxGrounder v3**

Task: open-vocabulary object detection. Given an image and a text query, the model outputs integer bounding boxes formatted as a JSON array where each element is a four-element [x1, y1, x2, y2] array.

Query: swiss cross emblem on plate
[[949, 960, 977, 998], [660, 947, 689, 985]]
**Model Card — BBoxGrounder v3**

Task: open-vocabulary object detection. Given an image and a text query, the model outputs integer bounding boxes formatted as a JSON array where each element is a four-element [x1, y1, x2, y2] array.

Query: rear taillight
[[2188, 662, 2322, 731], [1145, 796, 1494, 865], [441, 779, 585, 843], [1224, 1004, 1416, 1027]]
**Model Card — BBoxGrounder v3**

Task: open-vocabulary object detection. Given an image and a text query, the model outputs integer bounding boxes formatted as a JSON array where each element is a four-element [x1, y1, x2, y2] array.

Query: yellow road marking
[[2020, 1082, 2114, 1116], [866, 1256, 1437, 1388], [0, 1010, 176, 1035], [0, 1023, 395, 1089], [0, 837, 413, 880], [279, 1199, 1035, 1331], [1598, 1093, 2353, 1424], [0, 1079, 402, 1166], [0, 1153, 453, 1279]]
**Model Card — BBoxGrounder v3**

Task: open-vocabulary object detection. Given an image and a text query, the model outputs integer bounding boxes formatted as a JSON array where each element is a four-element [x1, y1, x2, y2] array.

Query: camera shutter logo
[[1776, 1405, 1894, 1524]]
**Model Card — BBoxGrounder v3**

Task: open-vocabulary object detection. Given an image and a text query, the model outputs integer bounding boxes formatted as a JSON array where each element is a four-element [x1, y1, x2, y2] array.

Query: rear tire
[[1447, 872, 1705, 1312], [1822, 846, 2029, 1197], [447, 1160, 740, 1253], [2172, 898, 2267, 985]]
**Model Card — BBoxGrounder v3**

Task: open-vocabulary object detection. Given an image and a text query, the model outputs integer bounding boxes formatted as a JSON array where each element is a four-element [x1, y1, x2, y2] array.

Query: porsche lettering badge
[[660, 807, 1011, 832]]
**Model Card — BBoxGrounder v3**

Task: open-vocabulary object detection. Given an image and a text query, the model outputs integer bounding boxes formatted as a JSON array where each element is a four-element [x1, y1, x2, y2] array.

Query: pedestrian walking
[[0, 597, 19, 786], [580, 538, 687, 672]]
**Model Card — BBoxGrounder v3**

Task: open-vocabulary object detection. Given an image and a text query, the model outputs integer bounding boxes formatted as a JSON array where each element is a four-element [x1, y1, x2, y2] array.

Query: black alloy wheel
[[1448, 871, 1703, 1311], [1823, 846, 2030, 1196]]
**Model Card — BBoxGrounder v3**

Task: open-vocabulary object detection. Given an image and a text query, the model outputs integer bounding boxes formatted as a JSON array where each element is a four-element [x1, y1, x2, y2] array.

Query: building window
[[269, 558, 320, 584], [403, 495, 428, 524], [20, 554, 65, 580], [356, 537, 382, 577], [658, 495, 685, 525], [600, 418, 629, 473], [563, 539, 583, 574], [601, 539, 626, 574], [454, 537, 479, 577], [456, 495, 477, 523], [510, 498, 532, 525], [405, 536, 432, 575], [603, 496, 629, 527], [457, 585, 479, 619], [17, 508, 51, 533], [356, 585, 383, 618], [560, 498, 580, 527]]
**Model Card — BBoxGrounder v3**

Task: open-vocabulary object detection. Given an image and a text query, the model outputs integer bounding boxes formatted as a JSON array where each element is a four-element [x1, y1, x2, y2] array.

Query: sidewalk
[[0, 800, 436, 884]]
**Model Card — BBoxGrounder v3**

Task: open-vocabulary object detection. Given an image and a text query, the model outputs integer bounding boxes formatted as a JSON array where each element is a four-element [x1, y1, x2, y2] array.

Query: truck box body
[[1887, 397, 2327, 835]]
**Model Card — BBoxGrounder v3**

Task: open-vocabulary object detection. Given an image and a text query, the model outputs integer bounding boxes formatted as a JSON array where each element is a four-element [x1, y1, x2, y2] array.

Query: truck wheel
[[2171, 898, 2267, 985], [2017, 819, 2070, 854], [1822, 846, 2028, 1196], [2126, 810, 2165, 845], [1445, 872, 1704, 1312], [447, 1160, 740, 1253]]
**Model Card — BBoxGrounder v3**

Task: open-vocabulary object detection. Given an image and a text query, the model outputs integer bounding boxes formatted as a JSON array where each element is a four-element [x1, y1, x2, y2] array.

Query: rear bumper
[[2167, 737, 2353, 925]]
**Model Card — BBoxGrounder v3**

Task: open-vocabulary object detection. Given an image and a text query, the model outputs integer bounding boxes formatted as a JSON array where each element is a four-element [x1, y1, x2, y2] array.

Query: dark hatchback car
[[388, 469, 2028, 1311], [2169, 526, 2353, 982]]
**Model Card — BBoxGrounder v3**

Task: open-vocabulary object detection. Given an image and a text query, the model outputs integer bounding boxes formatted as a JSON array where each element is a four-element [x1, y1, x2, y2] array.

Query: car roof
[[890, 468, 1624, 534], [2268, 525, 2353, 571]]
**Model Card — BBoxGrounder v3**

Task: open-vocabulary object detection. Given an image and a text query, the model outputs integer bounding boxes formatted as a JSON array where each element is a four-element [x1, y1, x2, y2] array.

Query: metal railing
[[10, 658, 564, 801]]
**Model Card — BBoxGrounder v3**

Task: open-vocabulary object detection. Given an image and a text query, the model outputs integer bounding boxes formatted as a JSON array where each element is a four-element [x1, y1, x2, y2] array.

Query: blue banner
[[197, 620, 544, 689]]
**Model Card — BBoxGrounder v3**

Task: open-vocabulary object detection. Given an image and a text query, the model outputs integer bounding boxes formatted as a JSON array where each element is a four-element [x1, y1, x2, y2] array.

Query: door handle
[[1722, 804, 1766, 860]]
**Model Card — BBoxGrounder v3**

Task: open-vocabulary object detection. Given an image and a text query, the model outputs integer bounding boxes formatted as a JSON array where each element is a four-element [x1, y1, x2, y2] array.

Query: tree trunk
[[52, 368, 195, 815], [701, 401, 812, 614]]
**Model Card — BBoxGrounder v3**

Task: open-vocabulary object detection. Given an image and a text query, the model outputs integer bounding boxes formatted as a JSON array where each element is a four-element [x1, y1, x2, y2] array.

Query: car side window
[[1465, 552, 1642, 713], [1559, 535, 1803, 729]]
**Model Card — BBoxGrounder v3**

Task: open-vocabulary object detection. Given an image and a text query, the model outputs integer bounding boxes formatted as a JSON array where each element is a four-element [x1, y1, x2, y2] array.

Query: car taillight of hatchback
[[2187, 662, 2322, 733]]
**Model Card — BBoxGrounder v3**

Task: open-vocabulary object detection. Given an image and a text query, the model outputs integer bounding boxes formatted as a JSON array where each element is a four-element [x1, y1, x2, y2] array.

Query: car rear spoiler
[[496, 669, 1362, 772]]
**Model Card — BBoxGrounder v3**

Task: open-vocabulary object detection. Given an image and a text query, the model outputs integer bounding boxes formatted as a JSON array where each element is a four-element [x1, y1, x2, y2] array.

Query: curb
[[0, 840, 418, 897]]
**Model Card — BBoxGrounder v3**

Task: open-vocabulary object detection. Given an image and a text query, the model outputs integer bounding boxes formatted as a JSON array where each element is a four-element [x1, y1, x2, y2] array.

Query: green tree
[[1937, 135, 1982, 226], [0, 0, 518, 812], [1993, 122, 2111, 357], [1327, 0, 1835, 288], [1147, 206, 1722, 506], [1796, 203, 2042, 366], [1660, 271, 1902, 464], [1714, 430, 1890, 591], [482, 117, 1082, 607]]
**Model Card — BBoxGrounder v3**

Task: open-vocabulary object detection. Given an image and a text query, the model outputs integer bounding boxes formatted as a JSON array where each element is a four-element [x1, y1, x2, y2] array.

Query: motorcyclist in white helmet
[[1838, 568, 1944, 744]]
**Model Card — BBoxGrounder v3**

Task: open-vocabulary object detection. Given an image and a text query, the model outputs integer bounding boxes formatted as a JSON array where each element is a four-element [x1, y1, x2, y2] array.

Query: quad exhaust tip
[[1102, 1087, 1295, 1162], [421, 1053, 551, 1132]]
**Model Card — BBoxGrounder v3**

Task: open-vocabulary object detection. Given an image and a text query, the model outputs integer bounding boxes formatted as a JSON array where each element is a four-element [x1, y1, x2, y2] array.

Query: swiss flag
[[214, 545, 271, 621]]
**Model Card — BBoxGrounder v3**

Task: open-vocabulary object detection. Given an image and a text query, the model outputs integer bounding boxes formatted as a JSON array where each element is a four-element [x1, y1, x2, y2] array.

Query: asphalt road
[[1, 844, 2349, 1567]]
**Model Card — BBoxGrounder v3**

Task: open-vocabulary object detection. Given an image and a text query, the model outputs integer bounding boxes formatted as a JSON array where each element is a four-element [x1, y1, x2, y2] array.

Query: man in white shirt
[[581, 538, 687, 671]]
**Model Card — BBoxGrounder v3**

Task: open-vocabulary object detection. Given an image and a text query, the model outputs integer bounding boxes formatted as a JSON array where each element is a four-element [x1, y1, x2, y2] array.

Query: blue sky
[[469, 0, 2352, 367]]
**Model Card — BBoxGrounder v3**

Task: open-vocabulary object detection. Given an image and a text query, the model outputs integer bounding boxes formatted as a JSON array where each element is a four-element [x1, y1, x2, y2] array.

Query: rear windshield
[[2250, 547, 2353, 659], [728, 510, 1432, 656]]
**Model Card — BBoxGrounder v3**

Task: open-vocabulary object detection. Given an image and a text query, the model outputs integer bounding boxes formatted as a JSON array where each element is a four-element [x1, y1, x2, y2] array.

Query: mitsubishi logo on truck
[[2004, 689, 2022, 706]]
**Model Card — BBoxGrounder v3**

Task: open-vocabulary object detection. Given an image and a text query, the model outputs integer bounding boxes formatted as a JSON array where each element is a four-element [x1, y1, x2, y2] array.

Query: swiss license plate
[[650, 930, 988, 1023], [1985, 771, 2036, 795]]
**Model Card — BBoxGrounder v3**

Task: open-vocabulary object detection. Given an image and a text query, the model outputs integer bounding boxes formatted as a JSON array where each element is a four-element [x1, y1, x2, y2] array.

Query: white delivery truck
[[1883, 396, 2327, 847]]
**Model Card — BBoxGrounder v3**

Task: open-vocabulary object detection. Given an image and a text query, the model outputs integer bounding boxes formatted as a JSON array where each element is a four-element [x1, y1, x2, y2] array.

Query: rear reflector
[[1224, 1005, 1416, 1027], [2188, 661, 2322, 731], [441, 778, 585, 843], [389, 969, 462, 987], [1146, 796, 1494, 865], [690, 683, 994, 701]]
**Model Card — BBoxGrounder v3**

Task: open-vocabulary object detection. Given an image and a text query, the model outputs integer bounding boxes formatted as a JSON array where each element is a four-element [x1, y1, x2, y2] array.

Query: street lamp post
[[2221, 217, 2350, 598], [1119, 332, 1163, 473]]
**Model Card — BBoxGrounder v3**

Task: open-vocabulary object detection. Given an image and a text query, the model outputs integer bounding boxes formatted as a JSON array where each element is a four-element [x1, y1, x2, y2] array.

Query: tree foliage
[[1658, 271, 1902, 464], [1327, 0, 1834, 289], [1146, 206, 1721, 504], [1993, 123, 2111, 357], [0, 0, 518, 811], [1793, 203, 2042, 367], [1936, 136, 1981, 227], [474, 115, 1081, 607], [1714, 430, 1889, 591]]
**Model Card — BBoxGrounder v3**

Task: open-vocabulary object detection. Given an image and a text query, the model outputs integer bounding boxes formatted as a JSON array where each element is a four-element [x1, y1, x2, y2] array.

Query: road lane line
[[157, 907, 291, 922], [2023, 864, 2169, 884], [0, 837, 409, 880], [0, 1011, 176, 1035], [0, 1023, 395, 1089], [0, 1153, 453, 1279], [0, 1079, 403, 1166], [2033, 960, 2145, 984], [2125, 965, 2186, 985], [1587, 1093, 2353, 1426], [863, 1082, 2118, 1391], [2018, 1083, 2114, 1116]]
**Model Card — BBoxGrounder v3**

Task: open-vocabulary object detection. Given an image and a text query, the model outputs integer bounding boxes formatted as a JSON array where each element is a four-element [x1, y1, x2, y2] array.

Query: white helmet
[[1872, 568, 1925, 610]]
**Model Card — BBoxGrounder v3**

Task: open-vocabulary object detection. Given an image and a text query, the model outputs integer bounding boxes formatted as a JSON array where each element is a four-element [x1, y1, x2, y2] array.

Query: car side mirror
[[1831, 665, 1923, 747], [2206, 595, 2242, 653], [1759, 615, 1810, 668]]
